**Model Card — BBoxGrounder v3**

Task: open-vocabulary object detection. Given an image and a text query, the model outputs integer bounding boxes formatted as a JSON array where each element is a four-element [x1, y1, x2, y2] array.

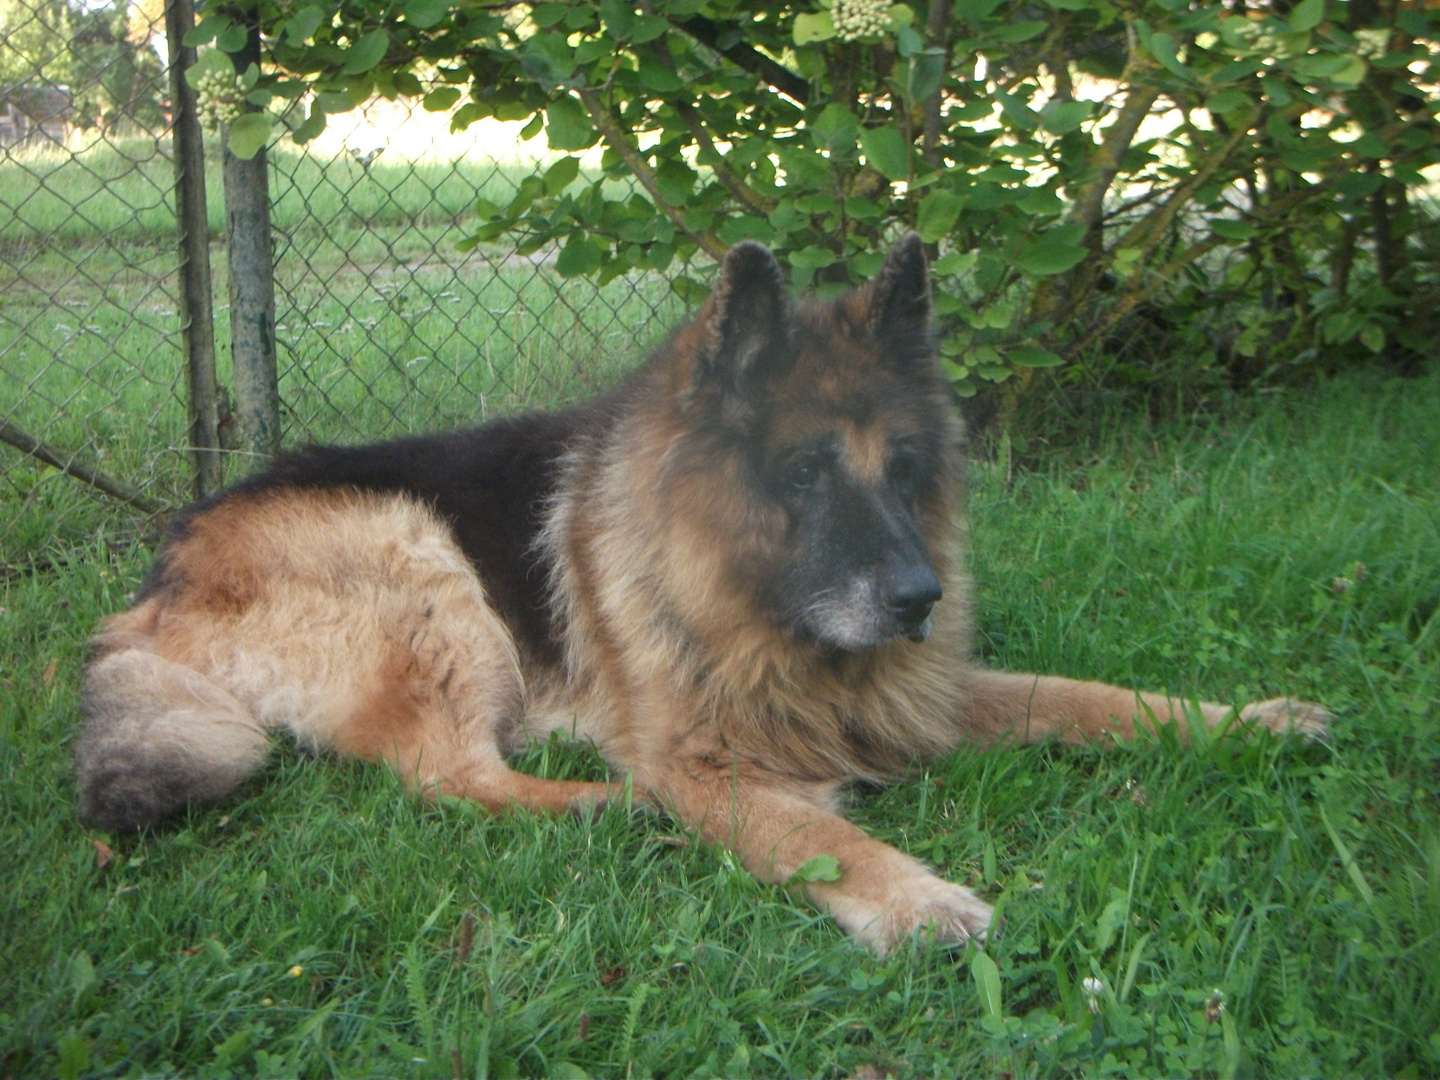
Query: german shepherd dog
[[76, 236, 1326, 953]]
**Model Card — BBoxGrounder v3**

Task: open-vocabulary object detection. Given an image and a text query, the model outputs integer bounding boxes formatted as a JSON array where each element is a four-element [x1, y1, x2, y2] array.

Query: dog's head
[[673, 235, 962, 651]]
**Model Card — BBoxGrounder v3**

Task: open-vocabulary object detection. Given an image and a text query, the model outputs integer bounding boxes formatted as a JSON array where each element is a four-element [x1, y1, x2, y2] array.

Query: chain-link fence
[[1, 0, 696, 569]]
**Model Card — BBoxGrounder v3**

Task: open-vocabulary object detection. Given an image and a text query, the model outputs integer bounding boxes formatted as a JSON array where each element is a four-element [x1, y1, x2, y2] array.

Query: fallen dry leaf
[[92, 838, 114, 868], [598, 965, 626, 986], [41, 659, 57, 685]]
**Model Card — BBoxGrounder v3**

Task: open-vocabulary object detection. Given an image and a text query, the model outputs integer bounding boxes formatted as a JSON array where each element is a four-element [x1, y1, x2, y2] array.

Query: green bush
[[193, 0, 1439, 394]]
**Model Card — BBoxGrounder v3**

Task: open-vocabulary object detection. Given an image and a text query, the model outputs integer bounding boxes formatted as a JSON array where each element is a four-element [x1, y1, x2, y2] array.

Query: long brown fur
[[75, 236, 1327, 954]]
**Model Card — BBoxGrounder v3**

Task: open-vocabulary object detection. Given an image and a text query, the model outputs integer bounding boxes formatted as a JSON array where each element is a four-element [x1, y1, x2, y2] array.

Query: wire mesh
[[267, 96, 693, 446], [2, 15, 702, 569], [1, 0, 194, 564]]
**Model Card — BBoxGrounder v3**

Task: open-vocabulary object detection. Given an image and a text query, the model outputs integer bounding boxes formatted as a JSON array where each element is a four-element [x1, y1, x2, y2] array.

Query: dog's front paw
[[1240, 697, 1331, 741], [822, 873, 994, 955]]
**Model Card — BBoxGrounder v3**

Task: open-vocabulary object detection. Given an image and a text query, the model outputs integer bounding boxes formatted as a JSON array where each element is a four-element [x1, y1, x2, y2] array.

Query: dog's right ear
[[693, 241, 790, 398]]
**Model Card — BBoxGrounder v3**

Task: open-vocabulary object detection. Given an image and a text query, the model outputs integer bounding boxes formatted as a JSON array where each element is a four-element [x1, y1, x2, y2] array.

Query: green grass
[[1, 140, 687, 564], [1, 370, 1436, 1077]]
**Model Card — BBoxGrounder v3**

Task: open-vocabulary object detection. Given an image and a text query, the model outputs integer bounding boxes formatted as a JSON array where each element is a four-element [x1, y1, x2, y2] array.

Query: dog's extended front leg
[[654, 760, 993, 955], [960, 669, 1329, 745]]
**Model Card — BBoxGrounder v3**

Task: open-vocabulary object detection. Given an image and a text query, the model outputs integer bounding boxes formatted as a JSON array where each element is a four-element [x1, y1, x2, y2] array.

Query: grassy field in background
[[1, 368, 1436, 1077], [1, 140, 684, 563]]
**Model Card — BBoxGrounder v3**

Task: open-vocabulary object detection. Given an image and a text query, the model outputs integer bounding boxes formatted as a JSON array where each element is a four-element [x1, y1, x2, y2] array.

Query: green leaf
[[600, 0, 634, 38], [544, 155, 581, 194], [422, 87, 461, 112], [1294, 52, 1351, 78], [631, 14, 668, 41], [1147, 32, 1192, 80], [906, 49, 946, 102], [787, 854, 842, 885], [994, 88, 1039, 130], [811, 104, 859, 153], [794, 11, 836, 44], [1041, 100, 1091, 134], [1319, 806, 1375, 903], [546, 96, 598, 151], [790, 245, 838, 269], [1019, 239, 1088, 275], [859, 124, 910, 181], [216, 22, 248, 53], [1358, 323, 1385, 354], [1010, 345, 1064, 367], [404, 0, 449, 28], [185, 48, 235, 90], [556, 236, 603, 278], [916, 190, 965, 242], [971, 949, 1003, 1019], [65, 949, 96, 1005], [1208, 218, 1256, 240], [1329, 55, 1368, 88], [226, 112, 272, 160], [1288, 0, 1326, 32], [284, 6, 324, 43], [993, 19, 1047, 42], [932, 250, 977, 276], [341, 29, 390, 75], [57, 1031, 89, 1080], [1206, 88, 1251, 115], [1018, 187, 1063, 216], [183, 14, 225, 46], [671, 275, 710, 304], [638, 55, 684, 92]]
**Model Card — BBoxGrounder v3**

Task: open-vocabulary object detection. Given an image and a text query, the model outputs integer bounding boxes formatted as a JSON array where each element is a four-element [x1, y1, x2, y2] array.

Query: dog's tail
[[75, 649, 270, 832]]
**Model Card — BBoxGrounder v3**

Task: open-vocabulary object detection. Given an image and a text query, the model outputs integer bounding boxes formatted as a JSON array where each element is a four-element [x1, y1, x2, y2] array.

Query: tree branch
[[640, 16, 777, 216], [675, 14, 810, 104], [0, 420, 167, 515], [1065, 81, 1162, 238], [575, 88, 728, 261], [922, 0, 951, 168]]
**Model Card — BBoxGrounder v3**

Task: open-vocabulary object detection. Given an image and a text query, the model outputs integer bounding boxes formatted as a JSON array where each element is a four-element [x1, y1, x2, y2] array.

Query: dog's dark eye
[[788, 456, 823, 491], [889, 453, 921, 496]]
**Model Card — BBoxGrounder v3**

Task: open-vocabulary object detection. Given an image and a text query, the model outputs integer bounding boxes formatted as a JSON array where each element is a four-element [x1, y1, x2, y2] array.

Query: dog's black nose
[[888, 569, 942, 633]]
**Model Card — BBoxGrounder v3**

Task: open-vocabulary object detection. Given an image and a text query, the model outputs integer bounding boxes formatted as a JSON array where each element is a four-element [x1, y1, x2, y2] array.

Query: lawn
[[1, 366, 1436, 1078], [1, 139, 685, 564]]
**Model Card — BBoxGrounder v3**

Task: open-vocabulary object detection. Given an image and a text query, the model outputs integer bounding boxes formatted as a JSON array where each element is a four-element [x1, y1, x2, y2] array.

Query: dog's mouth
[[796, 578, 940, 651], [904, 612, 934, 643]]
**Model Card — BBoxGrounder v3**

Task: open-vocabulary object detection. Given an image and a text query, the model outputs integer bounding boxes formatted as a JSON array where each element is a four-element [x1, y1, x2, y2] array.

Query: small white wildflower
[[1082, 975, 1104, 1012], [1353, 28, 1389, 58], [1205, 988, 1226, 1023], [193, 69, 244, 132], [832, 0, 892, 42]]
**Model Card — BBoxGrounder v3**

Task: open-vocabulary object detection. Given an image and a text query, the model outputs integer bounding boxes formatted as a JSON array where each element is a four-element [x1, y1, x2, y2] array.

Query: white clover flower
[[1205, 988, 1226, 1023], [1082, 976, 1104, 996], [832, 0, 892, 42]]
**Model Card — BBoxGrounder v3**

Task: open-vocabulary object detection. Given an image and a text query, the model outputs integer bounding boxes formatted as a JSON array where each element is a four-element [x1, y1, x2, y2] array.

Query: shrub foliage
[[190, 0, 1439, 390]]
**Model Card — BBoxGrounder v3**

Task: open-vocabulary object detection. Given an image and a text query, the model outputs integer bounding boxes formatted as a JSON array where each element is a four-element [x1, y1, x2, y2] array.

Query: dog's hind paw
[[1240, 697, 1331, 741]]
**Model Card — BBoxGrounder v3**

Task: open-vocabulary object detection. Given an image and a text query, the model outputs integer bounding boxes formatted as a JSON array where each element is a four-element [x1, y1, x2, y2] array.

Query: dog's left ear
[[867, 233, 934, 363]]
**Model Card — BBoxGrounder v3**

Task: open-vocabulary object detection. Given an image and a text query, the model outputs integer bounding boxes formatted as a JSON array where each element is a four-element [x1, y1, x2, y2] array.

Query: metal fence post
[[222, 19, 281, 465], [164, 0, 224, 498]]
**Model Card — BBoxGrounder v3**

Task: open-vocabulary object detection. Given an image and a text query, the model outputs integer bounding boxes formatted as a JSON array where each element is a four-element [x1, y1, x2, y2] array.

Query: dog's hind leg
[[76, 649, 270, 832], [320, 561, 612, 817]]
